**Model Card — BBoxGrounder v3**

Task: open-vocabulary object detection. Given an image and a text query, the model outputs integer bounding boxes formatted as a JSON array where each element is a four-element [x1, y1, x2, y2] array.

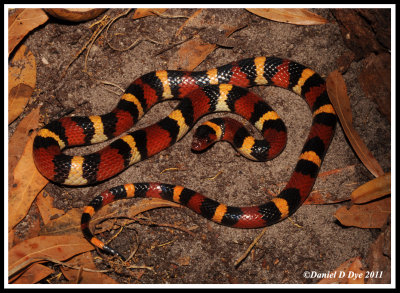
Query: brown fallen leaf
[[326, 70, 384, 178], [304, 165, 356, 205], [61, 252, 119, 284], [175, 9, 203, 36], [11, 263, 55, 284], [8, 230, 15, 250], [351, 173, 391, 204], [176, 256, 191, 266], [40, 208, 82, 237], [8, 235, 93, 279], [172, 36, 216, 71], [8, 131, 48, 231], [304, 190, 348, 205], [132, 8, 168, 19], [170, 26, 243, 71], [8, 107, 40, 180], [36, 190, 65, 226], [318, 256, 365, 284], [246, 8, 328, 25], [346, 258, 365, 284], [9, 208, 42, 249], [44, 8, 106, 22], [8, 8, 49, 56], [169, 9, 246, 71], [335, 197, 390, 228], [8, 44, 37, 124]]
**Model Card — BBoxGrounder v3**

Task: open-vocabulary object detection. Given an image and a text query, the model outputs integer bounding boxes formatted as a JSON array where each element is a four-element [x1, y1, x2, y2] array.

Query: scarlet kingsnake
[[33, 57, 337, 259]]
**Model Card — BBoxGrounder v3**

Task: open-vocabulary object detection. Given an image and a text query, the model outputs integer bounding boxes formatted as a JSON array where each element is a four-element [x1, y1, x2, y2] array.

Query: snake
[[33, 56, 337, 259]]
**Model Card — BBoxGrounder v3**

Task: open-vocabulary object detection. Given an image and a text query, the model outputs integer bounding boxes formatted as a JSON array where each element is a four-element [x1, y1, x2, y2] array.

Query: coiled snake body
[[33, 57, 337, 259]]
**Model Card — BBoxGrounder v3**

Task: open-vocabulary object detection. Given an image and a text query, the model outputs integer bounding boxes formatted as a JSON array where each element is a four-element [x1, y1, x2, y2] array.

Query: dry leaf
[[8, 107, 40, 179], [351, 173, 391, 204], [8, 8, 49, 56], [10, 209, 42, 250], [176, 256, 191, 266], [132, 8, 168, 19], [36, 190, 65, 226], [8, 131, 48, 231], [61, 252, 119, 284], [39, 208, 82, 236], [172, 36, 217, 71], [169, 9, 244, 71], [8, 44, 37, 124], [304, 190, 349, 205], [318, 257, 365, 284], [175, 9, 203, 36], [326, 70, 384, 178], [44, 8, 106, 22], [8, 235, 93, 278], [8, 230, 15, 250], [335, 197, 390, 228], [346, 258, 365, 284], [12, 263, 54, 284], [170, 26, 242, 71], [304, 165, 356, 205], [246, 8, 328, 25]]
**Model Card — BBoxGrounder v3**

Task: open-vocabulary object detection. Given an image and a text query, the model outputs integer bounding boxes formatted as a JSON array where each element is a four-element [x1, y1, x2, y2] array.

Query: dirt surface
[[11, 8, 391, 285]]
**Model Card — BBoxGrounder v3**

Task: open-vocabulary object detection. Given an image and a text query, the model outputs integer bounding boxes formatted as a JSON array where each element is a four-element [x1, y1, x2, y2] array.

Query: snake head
[[191, 124, 218, 152]]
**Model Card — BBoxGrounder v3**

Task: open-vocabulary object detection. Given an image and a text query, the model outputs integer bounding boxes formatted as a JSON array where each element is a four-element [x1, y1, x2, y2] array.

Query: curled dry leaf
[[246, 8, 328, 25], [11, 263, 55, 284], [36, 190, 65, 226], [167, 9, 247, 71], [172, 36, 216, 71], [8, 107, 40, 178], [8, 235, 93, 278], [335, 197, 390, 229], [8, 45, 37, 124], [326, 70, 384, 178], [9, 132, 48, 231], [132, 8, 168, 19], [44, 8, 107, 22], [351, 172, 391, 204], [40, 208, 82, 237], [8, 8, 49, 56], [304, 190, 348, 205]]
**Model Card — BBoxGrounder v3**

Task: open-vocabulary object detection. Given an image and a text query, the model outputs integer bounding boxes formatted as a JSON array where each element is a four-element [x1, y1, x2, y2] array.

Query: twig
[[97, 79, 125, 95], [160, 167, 180, 174], [205, 170, 223, 180], [287, 216, 303, 228], [234, 227, 267, 268]]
